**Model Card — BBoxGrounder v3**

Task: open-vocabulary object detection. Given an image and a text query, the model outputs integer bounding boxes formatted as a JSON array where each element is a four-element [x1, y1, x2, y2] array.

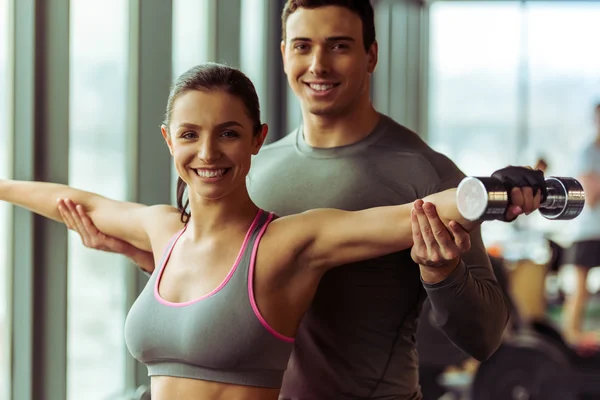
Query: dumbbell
[[456, 176, 585, 221], [471, 324, 577, 400]]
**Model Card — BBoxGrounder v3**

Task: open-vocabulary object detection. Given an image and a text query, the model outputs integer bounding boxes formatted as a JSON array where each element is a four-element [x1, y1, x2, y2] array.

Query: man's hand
[[57, 198, 156, 274], [411, 199, 471, 284], [491, 166, 544, 221]]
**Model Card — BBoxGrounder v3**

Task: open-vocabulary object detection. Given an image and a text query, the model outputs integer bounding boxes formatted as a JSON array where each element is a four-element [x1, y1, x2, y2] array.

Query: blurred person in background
[[562, 103, 600, 353]]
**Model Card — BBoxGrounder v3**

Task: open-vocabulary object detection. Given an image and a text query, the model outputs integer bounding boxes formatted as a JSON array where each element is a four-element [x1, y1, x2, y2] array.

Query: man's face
[[281, 6, 377, 117]]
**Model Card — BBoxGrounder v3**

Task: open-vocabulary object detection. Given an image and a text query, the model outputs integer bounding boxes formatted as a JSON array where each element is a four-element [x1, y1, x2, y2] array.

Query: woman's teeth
[[195, 169, 227, 178]]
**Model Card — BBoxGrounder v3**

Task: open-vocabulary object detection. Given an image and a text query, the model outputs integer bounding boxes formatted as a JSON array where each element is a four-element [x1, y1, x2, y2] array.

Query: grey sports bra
[[124, 209, 295, 388]]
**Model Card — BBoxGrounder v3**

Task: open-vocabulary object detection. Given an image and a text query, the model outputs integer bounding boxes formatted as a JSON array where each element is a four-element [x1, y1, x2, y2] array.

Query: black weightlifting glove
[[491, 166, 547, 221], [491, 166, 547, 198]]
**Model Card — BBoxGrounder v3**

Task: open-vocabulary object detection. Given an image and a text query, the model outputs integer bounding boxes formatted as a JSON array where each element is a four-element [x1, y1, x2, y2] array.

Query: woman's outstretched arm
[[282, 187, 472, 271], [0, 179, 176, 251], [282, 182, 540, 271]]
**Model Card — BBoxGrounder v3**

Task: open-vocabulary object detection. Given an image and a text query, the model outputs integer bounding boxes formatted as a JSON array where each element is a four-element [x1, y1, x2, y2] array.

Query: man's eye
[[333, 44, 349, 50]]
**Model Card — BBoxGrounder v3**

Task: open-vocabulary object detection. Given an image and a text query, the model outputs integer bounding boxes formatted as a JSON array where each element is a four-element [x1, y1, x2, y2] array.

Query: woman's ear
[[253, 124, 269, 155], [161, 125, 173, 155]]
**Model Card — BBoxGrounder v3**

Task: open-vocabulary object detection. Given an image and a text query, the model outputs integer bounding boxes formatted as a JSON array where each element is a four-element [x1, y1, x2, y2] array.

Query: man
[[61, 1, 542, 398], [562, 103, 600, 353], [249, 2, 509, 398]]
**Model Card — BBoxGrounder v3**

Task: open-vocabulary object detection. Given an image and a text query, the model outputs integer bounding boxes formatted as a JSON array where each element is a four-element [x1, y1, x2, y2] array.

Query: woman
[[0, 63, 540, 400]]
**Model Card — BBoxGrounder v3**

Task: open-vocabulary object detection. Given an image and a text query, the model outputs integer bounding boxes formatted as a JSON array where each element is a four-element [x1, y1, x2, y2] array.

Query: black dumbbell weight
[[456, 176, 585, 221], [471, 329, 577, 400]]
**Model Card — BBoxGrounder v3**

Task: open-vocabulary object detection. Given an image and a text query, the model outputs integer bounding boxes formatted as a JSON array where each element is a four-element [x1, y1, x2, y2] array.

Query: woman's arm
[[288, 184, 539, 271], [0, 179, 176, 251], [284, 188, 468, 271]]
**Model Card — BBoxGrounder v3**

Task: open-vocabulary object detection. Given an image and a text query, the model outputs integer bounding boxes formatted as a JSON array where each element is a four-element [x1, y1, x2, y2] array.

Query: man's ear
[[161, 125, 173, 155], [367, 40, 378, 74], [253, 124, 269, 155], [280, 40, 287, 75]]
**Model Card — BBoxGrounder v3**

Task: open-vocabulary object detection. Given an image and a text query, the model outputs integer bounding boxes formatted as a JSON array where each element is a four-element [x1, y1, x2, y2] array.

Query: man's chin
[[306, 104, 342, 117]]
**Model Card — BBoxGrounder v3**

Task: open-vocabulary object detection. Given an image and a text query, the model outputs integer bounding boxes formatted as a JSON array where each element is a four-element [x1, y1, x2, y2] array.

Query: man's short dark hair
[[281, 0, 376, 52]]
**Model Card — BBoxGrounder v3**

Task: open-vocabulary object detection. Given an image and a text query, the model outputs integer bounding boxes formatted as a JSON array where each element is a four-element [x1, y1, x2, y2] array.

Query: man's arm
[[416, 167, 544, 360], [420, 223, 509, 361], [57, 198, 156, 274]]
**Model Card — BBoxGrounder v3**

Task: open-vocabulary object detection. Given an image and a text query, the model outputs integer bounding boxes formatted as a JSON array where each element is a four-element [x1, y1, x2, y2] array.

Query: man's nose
[[309, 47, 330, 76]]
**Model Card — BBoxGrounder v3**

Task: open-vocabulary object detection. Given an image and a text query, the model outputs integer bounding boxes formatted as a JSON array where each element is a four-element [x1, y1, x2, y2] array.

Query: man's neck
[[301, 104, 381, 148]]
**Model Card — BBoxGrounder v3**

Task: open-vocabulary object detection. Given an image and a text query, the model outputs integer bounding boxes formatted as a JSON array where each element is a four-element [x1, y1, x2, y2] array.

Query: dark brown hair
[[281, 0, 376, 52], [163, 63, 263, 223]]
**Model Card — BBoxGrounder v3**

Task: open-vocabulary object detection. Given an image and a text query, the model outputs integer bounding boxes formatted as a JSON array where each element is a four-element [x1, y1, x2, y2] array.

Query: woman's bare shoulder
[[144, 205, 187, 242]]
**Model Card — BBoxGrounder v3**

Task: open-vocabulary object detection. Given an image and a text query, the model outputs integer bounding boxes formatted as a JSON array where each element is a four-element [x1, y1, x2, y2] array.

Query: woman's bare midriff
[[150, 376, 280, 400]]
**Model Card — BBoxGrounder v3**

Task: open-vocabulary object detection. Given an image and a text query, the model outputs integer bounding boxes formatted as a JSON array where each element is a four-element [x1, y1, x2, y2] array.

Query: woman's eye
[[181, 131, 196, 139], [221, 131, 239, 138]]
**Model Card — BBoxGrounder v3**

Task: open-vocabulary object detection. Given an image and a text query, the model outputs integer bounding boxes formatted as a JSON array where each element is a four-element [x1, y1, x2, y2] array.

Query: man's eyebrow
[[290, 36, 355, 42], [325, 36, 355, 42]]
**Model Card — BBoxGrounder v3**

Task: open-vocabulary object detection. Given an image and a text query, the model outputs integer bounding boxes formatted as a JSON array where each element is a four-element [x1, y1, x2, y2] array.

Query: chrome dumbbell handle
[[456, 176, 585, 222]]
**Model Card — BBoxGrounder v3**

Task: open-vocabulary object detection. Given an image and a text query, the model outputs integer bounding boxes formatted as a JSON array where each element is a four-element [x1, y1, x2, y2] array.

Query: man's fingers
[[64, 199, 93, 244], [521, 186, 534, 214], [510, 186, 541, 216], [449, 221, 471, 253], [76, 204, 100, 236], [411, 206, 423, 245], [510, 187, 524, 209], [533, 188, 542, 210], [99, 234, 128, 254], [64, 199, 86, 235], [415, 201, 437, 250], [411, 203, 430, 262], [424, 204, 460, 261], [58, 198, 134, 254], [57, 200, 75, 231], [506, 187, 526, 221], [505, 205, 523, 221], [423, 202, 455, 251]]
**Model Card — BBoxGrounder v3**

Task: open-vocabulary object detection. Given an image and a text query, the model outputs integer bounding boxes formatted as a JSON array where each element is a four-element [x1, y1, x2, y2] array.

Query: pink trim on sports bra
[[248, 212, 295, 343], [154, 209, 265, 307]]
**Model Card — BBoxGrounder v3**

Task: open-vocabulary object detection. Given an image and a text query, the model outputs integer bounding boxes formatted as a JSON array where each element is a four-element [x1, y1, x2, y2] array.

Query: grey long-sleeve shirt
[[247, 114, 509, 399]]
